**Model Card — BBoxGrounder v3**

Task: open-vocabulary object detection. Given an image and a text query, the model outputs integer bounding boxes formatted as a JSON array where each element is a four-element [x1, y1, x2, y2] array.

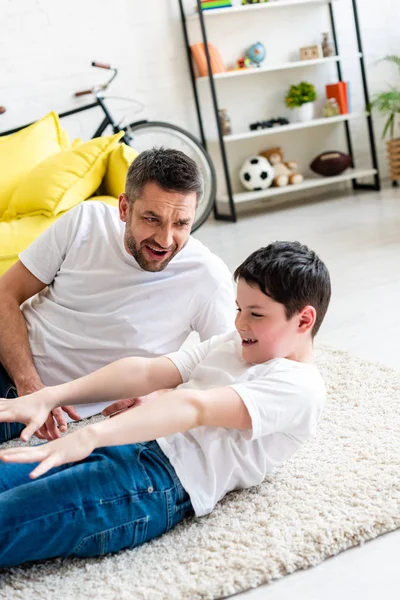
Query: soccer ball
[[239, 156, 274, 191]]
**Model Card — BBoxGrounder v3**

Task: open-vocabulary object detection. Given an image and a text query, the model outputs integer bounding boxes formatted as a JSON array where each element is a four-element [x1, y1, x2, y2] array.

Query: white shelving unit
[[223, 113, 363, 143], [197, 54, 361, 82], [179, 0, 380, 222], [187, 0, 334, 20], [220, 167, 377, 204]]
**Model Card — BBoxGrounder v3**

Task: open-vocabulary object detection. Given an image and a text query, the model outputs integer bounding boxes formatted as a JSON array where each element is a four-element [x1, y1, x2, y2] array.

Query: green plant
[[285, 81, 317, 109], [370, 55, 400, 139]]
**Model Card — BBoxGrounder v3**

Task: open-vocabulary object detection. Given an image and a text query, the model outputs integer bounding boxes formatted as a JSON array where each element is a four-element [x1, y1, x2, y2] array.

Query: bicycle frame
[[0, 101, 94, 137], [0, 93, 147, 142], [0, 61, 217, 232]]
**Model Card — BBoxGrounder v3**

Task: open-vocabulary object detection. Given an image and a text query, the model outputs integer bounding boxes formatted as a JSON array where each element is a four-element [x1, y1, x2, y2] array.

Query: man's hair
[[125, 147, 203, 205], [233, 241, 331, 337]]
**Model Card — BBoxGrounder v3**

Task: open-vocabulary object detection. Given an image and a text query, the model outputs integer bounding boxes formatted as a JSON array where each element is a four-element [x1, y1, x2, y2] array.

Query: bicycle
[[1, 62, 217, 232]]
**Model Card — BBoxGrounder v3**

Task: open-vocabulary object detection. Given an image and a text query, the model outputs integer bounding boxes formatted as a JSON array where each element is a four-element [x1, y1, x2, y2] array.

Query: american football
[[310, 151, 352, 176]]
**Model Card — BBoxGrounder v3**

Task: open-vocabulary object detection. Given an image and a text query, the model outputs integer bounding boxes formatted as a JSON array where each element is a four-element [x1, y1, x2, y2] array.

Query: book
[[346, 80, 352, 113], [201, 1, 232, 9], [326, 82, 348, 114], [341, 81, 348, 113]]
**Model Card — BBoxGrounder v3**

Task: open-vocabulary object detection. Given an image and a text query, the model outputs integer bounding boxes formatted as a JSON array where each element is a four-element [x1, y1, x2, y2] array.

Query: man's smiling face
[[119, 182, 197, 272]]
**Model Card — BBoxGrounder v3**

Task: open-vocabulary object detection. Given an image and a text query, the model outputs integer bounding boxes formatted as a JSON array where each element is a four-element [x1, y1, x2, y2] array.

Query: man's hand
[[0, 388, 55, 442], [16, 379, 82, 441], [102, 390, 172, 418], [0, 426, 97, 479], [102, 397, 143, 418]]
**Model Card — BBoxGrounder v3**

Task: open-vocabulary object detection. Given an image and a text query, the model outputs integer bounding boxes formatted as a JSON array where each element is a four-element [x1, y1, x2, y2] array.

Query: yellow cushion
[[103, 143, 138, 198], [71, 137, 83, 149], [0, 214, 59, 276], [4, 132, 124, 220], [0, 112, 69, 219], [59, 127, 71, 149], [0, 124, 70, 148]]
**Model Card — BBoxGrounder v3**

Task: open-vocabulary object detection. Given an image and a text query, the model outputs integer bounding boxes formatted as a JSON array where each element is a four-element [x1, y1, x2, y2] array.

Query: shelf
[[219, 168, 377, 204], [223, 113, 364, 143], [197, 54, 362, 82], [188, 0, 334, 20], [181, 0, 380, 221]]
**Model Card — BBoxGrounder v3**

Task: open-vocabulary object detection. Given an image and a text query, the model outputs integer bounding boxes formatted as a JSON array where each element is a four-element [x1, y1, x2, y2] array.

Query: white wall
[[0, 0, 199, 139], [0, 0, 397, 191]]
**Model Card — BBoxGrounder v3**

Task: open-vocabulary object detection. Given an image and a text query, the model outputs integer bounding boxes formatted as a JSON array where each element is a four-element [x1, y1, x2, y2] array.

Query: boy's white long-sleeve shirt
[[158, 331, 326, 516]]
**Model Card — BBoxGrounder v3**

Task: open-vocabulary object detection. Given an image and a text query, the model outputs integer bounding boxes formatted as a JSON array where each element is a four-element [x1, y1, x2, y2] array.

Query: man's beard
[[124, 229, 180, 272]]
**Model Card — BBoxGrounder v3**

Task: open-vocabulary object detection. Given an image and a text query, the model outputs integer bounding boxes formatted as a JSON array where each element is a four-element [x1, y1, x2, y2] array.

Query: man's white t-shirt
[[18, 201, 235, 418], [158, 331, 326, 517]]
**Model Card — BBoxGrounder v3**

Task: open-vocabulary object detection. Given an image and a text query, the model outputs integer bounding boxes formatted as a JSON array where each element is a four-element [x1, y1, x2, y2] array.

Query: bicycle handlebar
[[91, 61, 112, 70], [74, 62, 118, 98], [74, 89, 93, 97]]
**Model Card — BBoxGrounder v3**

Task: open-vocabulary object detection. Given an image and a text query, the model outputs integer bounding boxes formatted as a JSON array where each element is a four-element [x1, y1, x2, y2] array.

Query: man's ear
[[119, 193, 130, 223], [298, 305, 316, 334]]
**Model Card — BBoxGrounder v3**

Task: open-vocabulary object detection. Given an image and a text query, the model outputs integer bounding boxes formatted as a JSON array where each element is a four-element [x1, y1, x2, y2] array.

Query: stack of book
[[200, 0, 232, 10], [326, 81, 351, 114]]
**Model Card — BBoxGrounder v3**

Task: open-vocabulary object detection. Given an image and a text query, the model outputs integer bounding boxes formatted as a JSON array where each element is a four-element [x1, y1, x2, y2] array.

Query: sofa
[[0, 112, 138, 277]]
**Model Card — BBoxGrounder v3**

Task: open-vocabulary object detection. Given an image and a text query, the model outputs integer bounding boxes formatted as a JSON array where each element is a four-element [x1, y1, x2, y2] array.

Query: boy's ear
[[298, 306, 316, 333]]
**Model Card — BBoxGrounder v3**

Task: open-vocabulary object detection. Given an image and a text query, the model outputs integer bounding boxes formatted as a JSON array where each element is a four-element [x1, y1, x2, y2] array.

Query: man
[[0, 148, 235, 442]]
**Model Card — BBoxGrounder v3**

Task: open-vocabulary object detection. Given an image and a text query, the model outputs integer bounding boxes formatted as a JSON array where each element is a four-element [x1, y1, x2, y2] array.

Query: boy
[[0, 241, 331, 568]]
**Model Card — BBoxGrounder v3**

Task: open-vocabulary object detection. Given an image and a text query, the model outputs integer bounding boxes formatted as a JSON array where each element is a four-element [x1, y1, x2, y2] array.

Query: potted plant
[[370, 55, 400, 184], [285, 81, 317, 122]]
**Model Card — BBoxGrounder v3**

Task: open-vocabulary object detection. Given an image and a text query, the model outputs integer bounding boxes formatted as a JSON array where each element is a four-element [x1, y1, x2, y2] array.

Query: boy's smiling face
[[235, 278, 314, 364]]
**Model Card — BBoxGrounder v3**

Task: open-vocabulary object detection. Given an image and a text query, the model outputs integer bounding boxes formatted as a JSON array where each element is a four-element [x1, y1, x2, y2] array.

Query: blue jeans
[[0, 364, 24, 443], [0, 440, 193, 568]]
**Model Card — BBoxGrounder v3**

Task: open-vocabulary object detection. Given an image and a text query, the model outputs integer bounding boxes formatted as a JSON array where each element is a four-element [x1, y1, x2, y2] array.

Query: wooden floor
[[194, 185, 400, 600]]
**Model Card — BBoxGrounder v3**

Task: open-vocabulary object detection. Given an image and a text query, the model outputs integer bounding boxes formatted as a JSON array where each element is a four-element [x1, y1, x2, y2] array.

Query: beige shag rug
[[0, 346, 399, 600]]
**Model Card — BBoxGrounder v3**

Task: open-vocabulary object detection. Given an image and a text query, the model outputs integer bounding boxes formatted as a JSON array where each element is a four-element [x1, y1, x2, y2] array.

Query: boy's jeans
[[0, 440, 194, 568], [0, 364, 24, 443]]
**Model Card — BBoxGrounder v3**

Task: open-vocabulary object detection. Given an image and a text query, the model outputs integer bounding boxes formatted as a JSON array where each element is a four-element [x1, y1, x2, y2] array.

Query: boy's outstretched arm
[[0, 356, 183, 442], [0, 387, 251, 479], [90, 386, 251, 448]]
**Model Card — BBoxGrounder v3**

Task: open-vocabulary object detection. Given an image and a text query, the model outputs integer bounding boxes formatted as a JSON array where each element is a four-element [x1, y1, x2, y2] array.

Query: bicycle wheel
[[124, 121, 216, 232]]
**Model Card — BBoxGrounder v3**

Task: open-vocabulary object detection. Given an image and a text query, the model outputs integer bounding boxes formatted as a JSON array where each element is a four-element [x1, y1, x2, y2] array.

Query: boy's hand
[[12, 379, 82, 441], [0, 427, 96, 479], [35, 406, 82, 441], [0, 389, 55, 442]]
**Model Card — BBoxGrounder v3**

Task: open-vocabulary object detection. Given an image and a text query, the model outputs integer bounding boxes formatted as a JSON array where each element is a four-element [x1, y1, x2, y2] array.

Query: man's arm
[[0, 386, 251, 479], [2, 204, 83, 395], [0, 261, 82, 440], [0, 261, 46, 395]]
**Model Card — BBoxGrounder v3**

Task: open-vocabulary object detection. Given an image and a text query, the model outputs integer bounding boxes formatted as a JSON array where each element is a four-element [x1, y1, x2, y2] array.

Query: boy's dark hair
[[233, 241, 331, 337], [125, 147, 203, 206]]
